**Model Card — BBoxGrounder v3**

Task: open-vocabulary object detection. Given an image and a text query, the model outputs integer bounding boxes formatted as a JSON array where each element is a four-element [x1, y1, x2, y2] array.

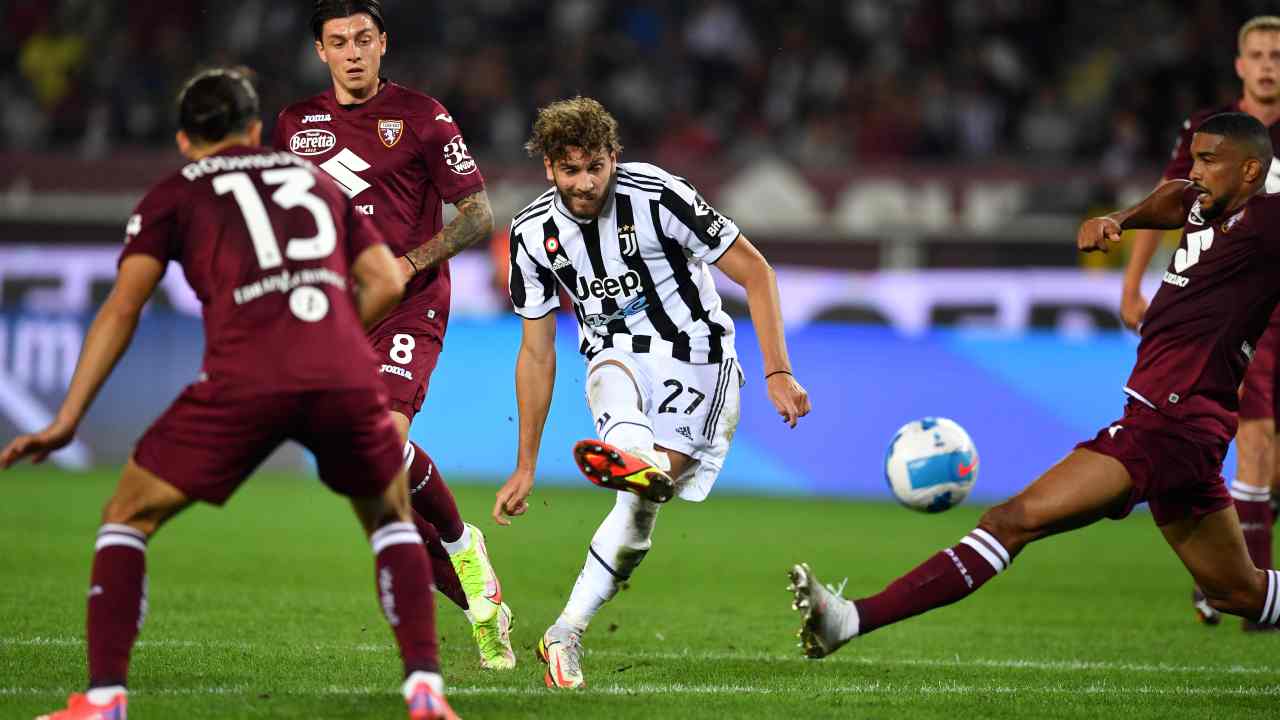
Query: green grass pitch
[[1, 468, 1276, 719]]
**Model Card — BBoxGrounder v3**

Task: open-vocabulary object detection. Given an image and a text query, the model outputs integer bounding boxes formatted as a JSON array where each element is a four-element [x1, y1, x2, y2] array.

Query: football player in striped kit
[[495, 97, 811, 688]]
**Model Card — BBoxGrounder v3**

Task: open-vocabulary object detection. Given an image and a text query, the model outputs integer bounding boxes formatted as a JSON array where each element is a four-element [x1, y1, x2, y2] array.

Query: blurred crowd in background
[[4, 0, 1275, 173]]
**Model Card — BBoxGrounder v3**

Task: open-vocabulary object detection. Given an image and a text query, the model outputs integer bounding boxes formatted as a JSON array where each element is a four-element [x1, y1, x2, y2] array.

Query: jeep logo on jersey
[[378, 119, 404, 148], [443, 134, 477, 175], [573, 271, 642, 301], [289, 129, 336, 156]]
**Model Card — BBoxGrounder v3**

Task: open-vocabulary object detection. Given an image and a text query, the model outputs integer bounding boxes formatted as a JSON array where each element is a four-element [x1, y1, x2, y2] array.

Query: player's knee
[[100, 495, 161, 536], [977, 500, 1038, 554]]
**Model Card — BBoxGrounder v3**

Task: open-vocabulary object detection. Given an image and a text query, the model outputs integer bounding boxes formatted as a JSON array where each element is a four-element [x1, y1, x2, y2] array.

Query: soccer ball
[[884, 417, 978, 513]]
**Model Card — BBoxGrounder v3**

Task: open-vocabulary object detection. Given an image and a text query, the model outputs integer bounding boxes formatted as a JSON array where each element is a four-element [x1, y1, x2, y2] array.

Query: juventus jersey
[[508, 162, 740, 364]]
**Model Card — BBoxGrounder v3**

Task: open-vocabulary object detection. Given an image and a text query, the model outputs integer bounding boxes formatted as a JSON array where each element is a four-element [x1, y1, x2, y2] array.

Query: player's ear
[[1235, 54, 1247, 83], [380, 32, 387, 56], [1245, 157, 1264, 184], [544, 156, 555, 184], [176, 130, 193, 159], [314, 40, 326, 63]]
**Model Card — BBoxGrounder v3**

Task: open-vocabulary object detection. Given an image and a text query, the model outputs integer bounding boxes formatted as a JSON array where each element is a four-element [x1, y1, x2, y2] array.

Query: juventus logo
[[618, 224, 638, 256]]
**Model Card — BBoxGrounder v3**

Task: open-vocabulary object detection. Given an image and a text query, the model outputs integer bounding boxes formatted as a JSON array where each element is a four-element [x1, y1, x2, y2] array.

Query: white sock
[[86, 686, 126, 705], [559, 491, 661, 633], [441, 524, 472, 555], [587, 363, 655, 450], [1230, 479, 1271, 502], [402, 671, 444, 699]]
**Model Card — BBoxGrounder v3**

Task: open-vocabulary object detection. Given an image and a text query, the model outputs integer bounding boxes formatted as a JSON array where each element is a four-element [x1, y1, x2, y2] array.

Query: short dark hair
[[1196, 112, 1272, 162], [176, 67, 260, 145], [311, 0, 386, 40]]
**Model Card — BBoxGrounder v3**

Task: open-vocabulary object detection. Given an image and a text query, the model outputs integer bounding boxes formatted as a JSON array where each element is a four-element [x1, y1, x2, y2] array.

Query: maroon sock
[[87, 525, 149, 688], [412, 512, 469, 611], [371, 522, 439, 676], [854, 528, 1011, 635], [1231, 482, 1273, 570], [406, 442, 465, 543]]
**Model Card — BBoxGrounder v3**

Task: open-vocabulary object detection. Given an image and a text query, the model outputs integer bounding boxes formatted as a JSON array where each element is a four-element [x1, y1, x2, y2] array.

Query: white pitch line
[[588, 650, 1278, 676], [4, 636, 1276, 677]]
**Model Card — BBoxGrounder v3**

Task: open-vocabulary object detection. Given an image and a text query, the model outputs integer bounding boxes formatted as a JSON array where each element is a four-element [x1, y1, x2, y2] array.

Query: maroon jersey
[[273, 81, 486, 340], [1125, 186, 1280, 443], [1164, 102, 1280, 189], [120, 146, 385, 394]]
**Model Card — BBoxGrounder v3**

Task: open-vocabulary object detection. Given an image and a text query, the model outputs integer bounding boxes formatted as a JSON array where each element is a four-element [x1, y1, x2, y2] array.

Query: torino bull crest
[[378, 118, 404, 148]]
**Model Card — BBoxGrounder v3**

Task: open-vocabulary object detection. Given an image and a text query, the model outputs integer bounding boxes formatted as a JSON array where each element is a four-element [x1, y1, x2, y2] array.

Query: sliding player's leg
[[1161, 505, 1278, 627], [1230, 416, 1275, 630], [792, 446, 1132, 658], [1228, 333, 1277, 629]]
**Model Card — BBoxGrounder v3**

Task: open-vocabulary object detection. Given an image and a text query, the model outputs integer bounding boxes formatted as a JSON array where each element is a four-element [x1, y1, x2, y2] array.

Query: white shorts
[[586, 348, 743, 502]]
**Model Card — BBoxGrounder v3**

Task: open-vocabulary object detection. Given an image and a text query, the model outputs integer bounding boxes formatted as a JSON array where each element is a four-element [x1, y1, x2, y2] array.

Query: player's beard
[[1194, 184, 1231, 220], [559, 170, 617, 220]]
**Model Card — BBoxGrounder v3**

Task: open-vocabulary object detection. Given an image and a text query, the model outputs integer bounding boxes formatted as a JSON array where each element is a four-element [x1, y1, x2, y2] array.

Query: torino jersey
[[508, 163, 739, 364], [273, 81, 486, 339], [119, 146, 386, 394], [1125, 185, 1280, 444]]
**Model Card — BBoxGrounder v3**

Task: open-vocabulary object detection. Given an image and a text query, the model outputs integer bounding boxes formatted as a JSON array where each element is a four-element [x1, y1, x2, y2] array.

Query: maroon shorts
[[1239, 322, 1280, 420], [369, 320, 443, 421], [1076, 401, 1232, 526], [134, 382, 403, 505]]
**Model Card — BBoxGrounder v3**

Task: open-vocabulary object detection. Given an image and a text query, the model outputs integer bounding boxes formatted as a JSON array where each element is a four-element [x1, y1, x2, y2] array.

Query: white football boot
[[789, 562, 860, 659], [536, 623, 585, 688]]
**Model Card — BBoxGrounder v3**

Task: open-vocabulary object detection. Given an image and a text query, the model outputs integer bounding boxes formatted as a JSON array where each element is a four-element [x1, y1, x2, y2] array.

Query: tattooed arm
[[399, 189, 495, 278]]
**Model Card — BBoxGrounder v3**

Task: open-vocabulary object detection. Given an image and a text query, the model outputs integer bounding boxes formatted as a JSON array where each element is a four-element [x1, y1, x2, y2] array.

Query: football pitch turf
[[1, 468, 1276, 719]]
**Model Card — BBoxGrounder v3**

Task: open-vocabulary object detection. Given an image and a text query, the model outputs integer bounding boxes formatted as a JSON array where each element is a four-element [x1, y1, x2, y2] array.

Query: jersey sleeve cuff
[[442, 182, 487, 206], [512, 299, 559, 319], [705, 230, 741, 265]]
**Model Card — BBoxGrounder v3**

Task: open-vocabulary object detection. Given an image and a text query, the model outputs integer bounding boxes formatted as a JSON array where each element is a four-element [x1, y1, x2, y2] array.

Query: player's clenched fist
[[1077, 216, 1123, 253], [493, 468, 535, 525], [768, 373, 811, 428]]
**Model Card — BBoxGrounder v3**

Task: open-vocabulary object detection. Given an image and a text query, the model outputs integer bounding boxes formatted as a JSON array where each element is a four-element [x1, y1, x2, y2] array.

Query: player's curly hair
[[524, 96, 623, 162]]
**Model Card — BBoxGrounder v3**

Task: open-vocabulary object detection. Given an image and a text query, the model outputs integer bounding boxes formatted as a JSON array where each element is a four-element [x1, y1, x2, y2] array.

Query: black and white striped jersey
[[508, 162, 740, 364]]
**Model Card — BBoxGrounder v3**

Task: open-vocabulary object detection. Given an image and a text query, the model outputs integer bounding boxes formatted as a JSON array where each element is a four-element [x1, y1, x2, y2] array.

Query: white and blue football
[[884, 417, 978, 513]]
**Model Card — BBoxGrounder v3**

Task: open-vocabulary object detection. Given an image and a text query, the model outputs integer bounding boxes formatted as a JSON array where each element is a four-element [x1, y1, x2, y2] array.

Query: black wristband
[[404, 255, 419, 274], [766, 370, 792, 379]]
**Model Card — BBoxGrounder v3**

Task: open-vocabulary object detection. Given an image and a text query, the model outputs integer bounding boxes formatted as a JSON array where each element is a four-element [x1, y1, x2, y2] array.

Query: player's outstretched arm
[[494, 314, 557, 525], [714, 235, 811, 428], [1079, 179, 1190, 254], [0, 255, 163, 469], [1119, 178, 1173, 332], [400, 190, 495, 278], [350, 243, 405, 329]]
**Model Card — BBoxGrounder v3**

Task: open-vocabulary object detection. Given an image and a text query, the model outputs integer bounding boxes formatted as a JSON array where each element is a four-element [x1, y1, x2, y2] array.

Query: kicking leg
[[574, 361, 675, 502], [349, 468, 457, 719], [1162, 506, 1279, 626], [792, 448, 1132, 657], [41, 460, 192, 720]]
